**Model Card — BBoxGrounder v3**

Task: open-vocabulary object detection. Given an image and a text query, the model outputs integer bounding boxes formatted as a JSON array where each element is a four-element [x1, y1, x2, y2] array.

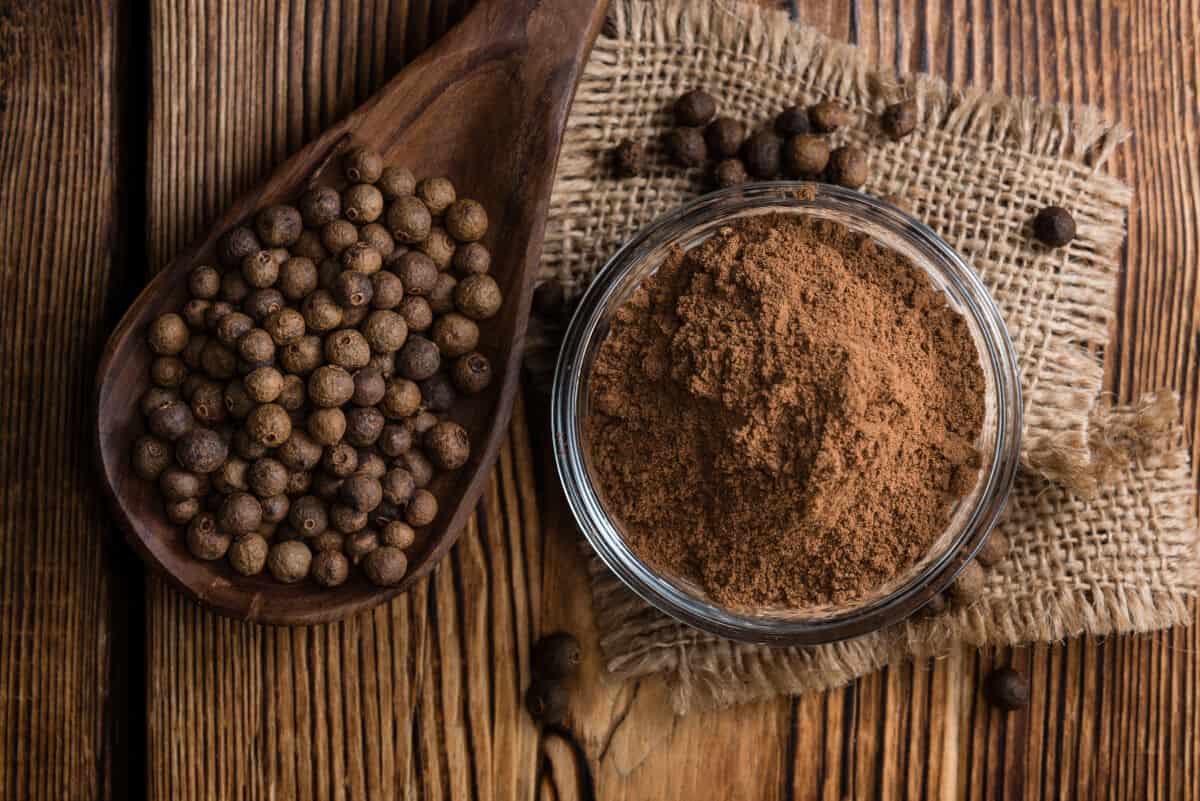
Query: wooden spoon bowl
[[95, 0, 606, 625]]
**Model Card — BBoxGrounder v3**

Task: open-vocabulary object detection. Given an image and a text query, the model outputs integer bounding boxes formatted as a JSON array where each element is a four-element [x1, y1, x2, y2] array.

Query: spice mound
[[586, 214, 986, 608]]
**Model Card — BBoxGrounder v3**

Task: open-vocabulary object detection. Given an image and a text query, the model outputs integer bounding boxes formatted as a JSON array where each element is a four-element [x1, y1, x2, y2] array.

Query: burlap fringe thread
[[535, 0, 1198, 713]]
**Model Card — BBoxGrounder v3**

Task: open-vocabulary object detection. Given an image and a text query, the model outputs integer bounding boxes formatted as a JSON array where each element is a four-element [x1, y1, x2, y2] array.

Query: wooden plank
[[145, 2, 541, 800], [0, 2, 135, 800]]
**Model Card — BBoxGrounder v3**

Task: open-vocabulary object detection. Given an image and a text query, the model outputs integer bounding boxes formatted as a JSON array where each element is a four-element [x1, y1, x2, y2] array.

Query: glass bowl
[[551, 183, 1022, 646]]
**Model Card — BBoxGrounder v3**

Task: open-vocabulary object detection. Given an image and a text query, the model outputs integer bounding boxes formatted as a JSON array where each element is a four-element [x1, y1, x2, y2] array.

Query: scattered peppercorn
[[784, 134, 830, 177], [667, 127, 707, 167], [827, 145, 869, 189], [613, 139, 646, 177], [809, 100, 851, 132], [524, 678, 568, 726], [881, 99, 918, 140], [1032, 206, 1075, 247], [712, 158, 749, 189], [674, 89, 717, 127], [741, 130, 782, 178], [532, 632, 582, 680], [949, 560, 986, 602], [705, 117, 745, 159], [984, 667, 1029, 711]]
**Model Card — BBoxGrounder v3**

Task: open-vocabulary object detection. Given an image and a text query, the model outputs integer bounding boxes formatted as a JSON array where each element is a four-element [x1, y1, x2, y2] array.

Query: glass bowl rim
[[550, 182, 1022, 645]]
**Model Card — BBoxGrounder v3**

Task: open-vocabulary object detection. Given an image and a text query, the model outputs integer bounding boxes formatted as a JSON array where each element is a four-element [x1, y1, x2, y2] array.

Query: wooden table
[[2, 1, 1196, 799]]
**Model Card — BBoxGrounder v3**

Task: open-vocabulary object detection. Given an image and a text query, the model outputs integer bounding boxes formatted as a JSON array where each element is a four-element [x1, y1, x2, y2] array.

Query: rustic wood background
[[0, 0, 1196, 799]]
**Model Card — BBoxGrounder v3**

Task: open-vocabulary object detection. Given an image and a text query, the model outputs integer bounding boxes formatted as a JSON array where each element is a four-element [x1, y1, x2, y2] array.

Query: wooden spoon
[[95, 0, 608, 625]]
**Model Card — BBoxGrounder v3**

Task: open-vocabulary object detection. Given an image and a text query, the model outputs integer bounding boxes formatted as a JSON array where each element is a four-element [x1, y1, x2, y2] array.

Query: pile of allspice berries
[[132, 146, 502, 589]]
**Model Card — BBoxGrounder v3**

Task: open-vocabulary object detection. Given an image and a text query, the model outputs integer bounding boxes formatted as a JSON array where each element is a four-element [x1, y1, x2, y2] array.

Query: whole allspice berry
[[237, 328, 275, 364], [344, 406, 385, 446], [378, 165, 416, 199], [186, 513, 232, 561], [453, 242, 491, 275], [949, 560, 987, 602], [380, 520, 416, 549], [397, 337, 441, 381], [255, 205, 302, 248], [229, 534, 269, 576], [299, 185, 342, 228], [363, 546, 408, 587], [984, 667, 1030, 711], [141, 385, 179, 416], [182, 299, 212, 331], [827, 145, 869, 189], [405, 488, 438, 527], [148, 313, 190, 356], [427, 273, 457, 315], [705, 117, 745, 159], [396, 252, 439, 296], [325, 329, 372, 370], [213, 455, 249, 493], [312, 550, 351, 588], [741, 130, 783, 178], [344, 530, 379, 564], [1032, 206, 1076, 247], [278, 257, 319, 301], [419, 374, 457, 412], [667, 127, 707, 168], [341, 241, 383, 275], [452, 352, 492, 394], [359, 222, 395, 257], [416, 177, 457, 215], [331, 503, 367, 533], [381, 378, 422, 418], [308, 365, 356, 407], [322, 441, 359, 478], [332, 270, 374, 309], [132, 435, 173, 480], [784, 134, 831, 177], [343, 146, 383, 184], [712, 158, 749, 189], [524, 678, 568, 726], [415, 226, 456, 270], [387, 196, 433, 244], [241, 250, 279, 289], [215, 311, 253, 347], [160, 466, 206, 501], [398, 296, 433, 332], [399, 448, 435, 489], [774, 105, 811, 136], [292, 230, 328, 261], [165, 498, 201, 525], [613, 139, 646, 177], [267, 540, 313, 584], [881, 98, 918, 140], [280, 335, 324, 376], [189, 265, 221, 299], [152, 356, 188, 387], [217, 225, 261, 268], [378, 424, 414, 459], [342, 183, 384, 224], [674, 88, 717, 127], [370, 270, 405, 310], [188, 382, 224, 425], [809, 99, 851, 133], [455, 274, 503, 320], [148, 399, 195, 441], [176, 427, 228, 473], [289, 495, 329, 536], [351, 367, 387, 407], [244, 288, 284, 322], [307, 407, 347, 446], [445, 199, 488, 243], [362, 310, 408, 353], [222, 380, 255, 419], [277, 430, 324, 472], [246, 403, 292, 447], [248, 457, 290, 497], [218, 491, 263, 536], [312, 531, 346, 552], [260, 494, 290, 525], [532, 632, 582, 679], [432, 313, 479, 357], [263, 308, 305, 346], [321, 219, 360, 255], [424, 421, 470, 470]]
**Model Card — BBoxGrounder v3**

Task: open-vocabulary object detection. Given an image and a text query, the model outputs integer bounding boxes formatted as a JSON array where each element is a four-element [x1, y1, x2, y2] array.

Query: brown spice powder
[[586, 213, 986, 608]]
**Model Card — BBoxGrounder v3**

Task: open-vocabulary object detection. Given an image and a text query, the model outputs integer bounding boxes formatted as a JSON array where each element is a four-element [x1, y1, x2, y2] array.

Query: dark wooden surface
[[0, 0, 1197, 799]]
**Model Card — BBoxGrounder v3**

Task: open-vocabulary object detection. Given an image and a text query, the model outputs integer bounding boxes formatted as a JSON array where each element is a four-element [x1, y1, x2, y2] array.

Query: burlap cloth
[[530, 0, 1200, 712]]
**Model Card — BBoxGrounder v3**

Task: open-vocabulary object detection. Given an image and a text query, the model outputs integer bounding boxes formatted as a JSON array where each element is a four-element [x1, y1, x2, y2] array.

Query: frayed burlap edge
[[535, 0, 1134, 492], [589, 393, 1198, 713]]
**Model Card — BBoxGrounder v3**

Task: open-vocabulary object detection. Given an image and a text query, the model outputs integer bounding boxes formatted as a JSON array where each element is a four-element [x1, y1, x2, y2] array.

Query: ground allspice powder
[[586, 213, 986, 608]]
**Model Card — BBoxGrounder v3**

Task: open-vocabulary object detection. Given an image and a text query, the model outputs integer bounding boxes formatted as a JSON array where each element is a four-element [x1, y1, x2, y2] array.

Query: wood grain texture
[[141, 1, 1200, 800], [0, 2, 132, 800]]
